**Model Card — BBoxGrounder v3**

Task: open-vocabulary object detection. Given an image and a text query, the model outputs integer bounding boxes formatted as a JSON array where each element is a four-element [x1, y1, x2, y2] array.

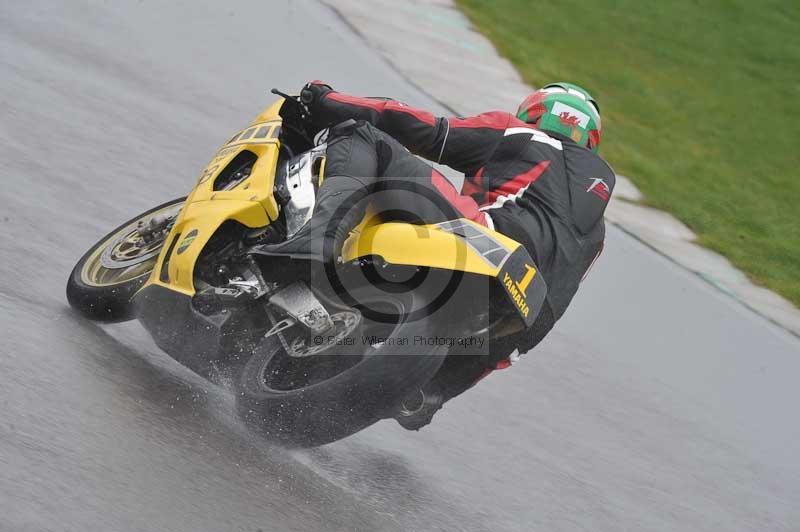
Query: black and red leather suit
[[270, 84, 616, 411]]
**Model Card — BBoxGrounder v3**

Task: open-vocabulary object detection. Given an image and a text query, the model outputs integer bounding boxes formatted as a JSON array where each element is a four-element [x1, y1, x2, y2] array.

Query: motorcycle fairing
[[342, 219, 518, 277], [342, 219, 547, 326], [495, 245, 547, 327], [147, 199, 270, 295], [139, 101, 287, 296]]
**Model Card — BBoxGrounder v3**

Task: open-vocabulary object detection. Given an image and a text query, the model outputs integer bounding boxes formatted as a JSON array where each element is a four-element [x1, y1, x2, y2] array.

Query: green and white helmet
[[516, 82, 602, 152]]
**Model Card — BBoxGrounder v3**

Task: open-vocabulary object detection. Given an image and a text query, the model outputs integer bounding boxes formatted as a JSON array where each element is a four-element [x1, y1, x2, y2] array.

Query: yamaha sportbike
[[67, 91, 545, 446]]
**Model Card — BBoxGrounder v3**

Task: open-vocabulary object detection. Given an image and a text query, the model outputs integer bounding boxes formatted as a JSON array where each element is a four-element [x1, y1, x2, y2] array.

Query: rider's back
[[466, 114, 615, 322]]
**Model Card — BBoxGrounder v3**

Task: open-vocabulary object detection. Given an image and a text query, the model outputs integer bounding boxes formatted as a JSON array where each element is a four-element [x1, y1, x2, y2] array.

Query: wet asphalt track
[[1, 1, 800, 531]]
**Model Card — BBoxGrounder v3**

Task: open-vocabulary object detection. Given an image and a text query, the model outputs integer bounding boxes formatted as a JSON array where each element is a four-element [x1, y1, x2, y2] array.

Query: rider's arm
[[314, 88, 511, 175]]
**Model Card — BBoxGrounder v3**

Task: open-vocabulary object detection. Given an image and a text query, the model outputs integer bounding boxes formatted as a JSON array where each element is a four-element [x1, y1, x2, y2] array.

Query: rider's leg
[[259, 120, 381, 261], [265, 120, 487, 261], [363, 141, 488, 228], [324, 120, 488, 231]]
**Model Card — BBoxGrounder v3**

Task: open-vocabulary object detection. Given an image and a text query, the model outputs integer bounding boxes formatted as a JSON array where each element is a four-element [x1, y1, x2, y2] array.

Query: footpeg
[[264, 316, 296, 339]]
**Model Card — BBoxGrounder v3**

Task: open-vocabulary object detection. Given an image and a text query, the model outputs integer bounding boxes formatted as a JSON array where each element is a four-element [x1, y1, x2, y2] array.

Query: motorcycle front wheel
[[235, 285, 448, 447], [66, 198, 185, 322]]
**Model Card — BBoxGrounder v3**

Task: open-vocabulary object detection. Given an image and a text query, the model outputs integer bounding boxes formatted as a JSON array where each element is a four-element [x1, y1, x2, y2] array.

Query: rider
[[268, 81, 615, 429]]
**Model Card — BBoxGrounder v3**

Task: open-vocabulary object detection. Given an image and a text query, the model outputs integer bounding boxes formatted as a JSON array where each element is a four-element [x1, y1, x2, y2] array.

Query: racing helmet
[[516, 82, 602, 152]]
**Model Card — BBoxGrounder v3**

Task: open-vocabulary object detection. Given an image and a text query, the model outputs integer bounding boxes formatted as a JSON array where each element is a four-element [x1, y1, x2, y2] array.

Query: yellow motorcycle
[[66, 91, 546, 446]]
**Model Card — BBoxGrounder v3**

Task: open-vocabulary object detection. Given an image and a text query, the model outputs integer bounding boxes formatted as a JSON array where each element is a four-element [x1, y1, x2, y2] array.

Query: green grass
[[457, 0, 800, 307]]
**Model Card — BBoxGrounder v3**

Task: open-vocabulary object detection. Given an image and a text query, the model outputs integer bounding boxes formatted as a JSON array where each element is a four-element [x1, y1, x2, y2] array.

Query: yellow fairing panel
[[189, 127, 281, 221], [253, 99, 288, 124], [144, 200, 269, 296], [141, 99, 287, 296], [187, 98, 288, 219], [342, 219, 522, 277]]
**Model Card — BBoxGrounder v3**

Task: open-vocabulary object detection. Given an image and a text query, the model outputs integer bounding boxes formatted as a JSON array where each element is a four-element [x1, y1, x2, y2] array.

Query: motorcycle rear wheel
[[235, 285, 447, 447], [66, 198, 185, 322]]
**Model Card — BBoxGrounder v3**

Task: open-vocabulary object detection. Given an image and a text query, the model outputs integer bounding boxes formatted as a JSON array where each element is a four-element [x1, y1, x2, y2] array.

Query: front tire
[[66, 198, 185, 322], [235, 286, 447, 447]]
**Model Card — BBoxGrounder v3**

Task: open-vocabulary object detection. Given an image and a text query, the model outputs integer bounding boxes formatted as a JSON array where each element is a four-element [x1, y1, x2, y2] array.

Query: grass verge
[[457, 0, 800, 307]]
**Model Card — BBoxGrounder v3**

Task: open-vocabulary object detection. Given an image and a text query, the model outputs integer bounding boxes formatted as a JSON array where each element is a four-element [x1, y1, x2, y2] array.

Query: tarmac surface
[[1, 1, 799, 531]]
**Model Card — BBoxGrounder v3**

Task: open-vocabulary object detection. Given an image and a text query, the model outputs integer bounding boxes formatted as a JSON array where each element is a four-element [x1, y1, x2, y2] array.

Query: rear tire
[[235, 285, 447, 447], [66, 198, 185, 322]]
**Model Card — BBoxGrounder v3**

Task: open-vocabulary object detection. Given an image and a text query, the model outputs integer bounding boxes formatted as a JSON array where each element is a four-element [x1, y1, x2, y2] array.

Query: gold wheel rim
[[80, 202, 183, 287]]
